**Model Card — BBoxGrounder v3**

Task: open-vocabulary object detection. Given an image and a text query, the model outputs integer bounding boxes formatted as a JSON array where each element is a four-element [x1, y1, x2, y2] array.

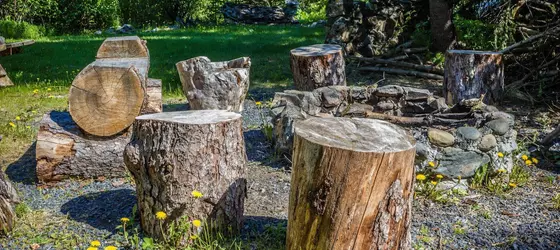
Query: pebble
[[478, 134, 497, 152], [428, 128, 455, 147], [486, 119, 511, 135], [457, 127, 481, 140], [435, 148, 490, 178]]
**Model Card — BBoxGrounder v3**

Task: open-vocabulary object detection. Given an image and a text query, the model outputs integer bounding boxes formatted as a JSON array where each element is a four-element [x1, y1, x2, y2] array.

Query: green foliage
[[295, 0, 327, 24], [553, 193, 560, 210], [411, 21, 431, 48], [56, 0, 120, 33], [0, 20, 45, 39], [454, 16, 495, 50]]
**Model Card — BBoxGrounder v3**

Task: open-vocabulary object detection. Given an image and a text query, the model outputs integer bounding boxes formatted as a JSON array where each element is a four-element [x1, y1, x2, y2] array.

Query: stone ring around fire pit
[[271, 85, 517, 182]]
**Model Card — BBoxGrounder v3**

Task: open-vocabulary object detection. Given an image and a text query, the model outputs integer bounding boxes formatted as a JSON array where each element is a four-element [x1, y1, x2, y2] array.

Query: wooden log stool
[[0, 64, 13, 87], [444, 50, 504, 105], [290, 44, 346, 91], [176, 56, 251, 112], [287, 117, 416, 250], [124, 110, 247, 239]]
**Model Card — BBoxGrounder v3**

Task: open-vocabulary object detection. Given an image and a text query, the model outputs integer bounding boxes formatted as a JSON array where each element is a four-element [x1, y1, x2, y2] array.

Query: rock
[[349, 86, 372, 102], [105, 27, 116, 34], [339, 103, 373, 117], [435, 179, 469, 193], [375, 85, 404, 97], [319, 87, 344, 107], [428, 97, 449, 112], [94, 30, 102, 35], [403, 87, 432, 100], [457, 127, 481, 140], [479, 134, 497, 152], [485, 119, 511, 136], [486, 111, 514, 122], [435, 148, 490, 178], [117, 24, 134, 33], [376, 100, 396, 111], [428, 128, 455, 147], [273, 104, 305, 155]]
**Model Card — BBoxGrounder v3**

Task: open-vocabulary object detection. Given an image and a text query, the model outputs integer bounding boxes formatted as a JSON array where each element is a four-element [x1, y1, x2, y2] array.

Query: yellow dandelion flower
[[9, 122, 16, 128], [431, 181, 437, 185], [191, 190, 203, 198], [155, 211, 167, 220], [15, 116, 20, 121], [33, 89, 39, 94], [428, 161, 435, 167], [90, 240, 101, 247], [47, 88, 52, 91], [255, 101, 262, 106], [436, 174, 443, 179], [416, 174, 426, 181], [192, 219, 202, 228], [497, 152, 504, 158], [104, 246, 117, 250], [120, 217, 130, 223], [521, 155, 529, 160], [525, 160, 532, 166], [190, 235, 199, 240], [497, 168, 506, 173], [509, 183, 517, 188], [87, 247, 98, 250], [531, 157, 539, 164]]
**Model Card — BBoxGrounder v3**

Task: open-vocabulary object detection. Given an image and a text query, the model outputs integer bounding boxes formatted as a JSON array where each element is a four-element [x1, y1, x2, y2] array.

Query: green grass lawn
[[0, 25, 324, 161]]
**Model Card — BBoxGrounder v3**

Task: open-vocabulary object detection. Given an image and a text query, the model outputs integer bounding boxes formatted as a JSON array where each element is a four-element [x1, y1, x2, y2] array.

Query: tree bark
[[96, 36, 149, 59], [35, 111, 131, 184], [0, 64, 13, 87], [287, 117, 416, 250], [444, 50, 504, 105], [68, 58, 149, 137], [176, 56, 251, 112], [124, 110, 247, 240], [290, 44, 346, 91], [0, 172, 19, 233], [141, 78, 163, 114], [429, 0, 456, 52]]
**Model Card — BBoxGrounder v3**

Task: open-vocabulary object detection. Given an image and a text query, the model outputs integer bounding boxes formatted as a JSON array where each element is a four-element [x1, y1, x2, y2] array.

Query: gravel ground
[[2, 100, 560, 249]]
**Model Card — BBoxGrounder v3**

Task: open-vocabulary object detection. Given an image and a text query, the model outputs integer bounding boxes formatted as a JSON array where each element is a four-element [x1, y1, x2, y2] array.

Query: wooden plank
[[5, 40, 35, 49]]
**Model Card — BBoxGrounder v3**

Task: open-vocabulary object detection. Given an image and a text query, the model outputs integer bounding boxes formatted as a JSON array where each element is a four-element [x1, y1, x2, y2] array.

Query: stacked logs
[[36, 36, 162, 184]]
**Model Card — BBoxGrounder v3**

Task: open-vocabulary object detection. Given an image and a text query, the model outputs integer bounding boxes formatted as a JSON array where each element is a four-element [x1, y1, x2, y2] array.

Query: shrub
[[0, 20, 44, 39], [296, 0, 327, 24], [56, 0, 120, 33]]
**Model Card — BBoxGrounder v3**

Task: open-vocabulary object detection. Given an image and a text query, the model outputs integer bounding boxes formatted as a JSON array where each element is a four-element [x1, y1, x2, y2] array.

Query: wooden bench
[[0, 39, 35, 56]]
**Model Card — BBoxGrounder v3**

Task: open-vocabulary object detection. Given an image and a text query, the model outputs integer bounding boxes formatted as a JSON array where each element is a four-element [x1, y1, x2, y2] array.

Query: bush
[[56, 0, 120, 33], [296, 0, 327, 23], [0, 20, 45, 39]]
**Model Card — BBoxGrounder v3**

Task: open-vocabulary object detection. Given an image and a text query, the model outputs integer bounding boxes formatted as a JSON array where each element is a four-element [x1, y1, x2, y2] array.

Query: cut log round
[[444, 50, 504, 105], [0, 172, 19, 233], [124, 110, 247, 240], [0, 64, 13, 87], [176, 56, 251, 112], [287, 117, 416, 250], [68, 58, 149, 136], [141, 78, 163, 114], [96, 36, 149, 59], [36, 111, 130, 184], [290, 44, 346, 91]]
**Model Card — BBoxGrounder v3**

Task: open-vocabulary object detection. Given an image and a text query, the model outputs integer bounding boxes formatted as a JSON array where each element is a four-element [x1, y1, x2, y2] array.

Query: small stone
[[402, 87, 432, 100], [428, 97, 448, 112], [319, 87, 344, 107], [434, 148, 490, 178], [428, 128, 455, 147], [376, 101, 395, 111], [486, 119, 511, 136], [478, 134, 497, 152], [375, 85, 404, 97], [456, 127, 481, 140], [436, 180, 469, 193]]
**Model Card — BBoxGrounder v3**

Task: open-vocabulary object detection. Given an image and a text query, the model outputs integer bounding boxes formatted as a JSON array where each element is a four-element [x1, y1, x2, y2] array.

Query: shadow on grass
[[60, 189, 137, 233], [5, 142, 38, 185], [241, 216, 287, 249]]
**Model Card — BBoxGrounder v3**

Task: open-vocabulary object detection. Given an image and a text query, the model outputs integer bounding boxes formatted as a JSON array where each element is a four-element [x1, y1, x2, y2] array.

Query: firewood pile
[[221, 1, 299, 24]]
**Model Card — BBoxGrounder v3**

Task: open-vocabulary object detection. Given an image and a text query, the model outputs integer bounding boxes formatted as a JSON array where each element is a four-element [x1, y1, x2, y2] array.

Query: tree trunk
[[0, 172, 19, 233], [444, 50, 504, 105], [176, 56, 251, 112], [429, 0, 456, 52], [68, 58, 149, 137], [35, 111, 131, 184], [96, 36, 149, 59], [0, 64, 13, 87], [287, 117, 416, 250], [124, 110, 247, 240], [141, 78, 163, 114], [290, 44, 346, 91]]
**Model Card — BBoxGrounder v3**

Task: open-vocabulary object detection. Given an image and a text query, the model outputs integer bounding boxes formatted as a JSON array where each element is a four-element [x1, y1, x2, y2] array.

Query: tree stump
[[443, 50, 504, 105], [124, 110, 247, 239], [141, 78, 163, 114], [287, 117, 416, 250], [176, 56, 251, 112], [68, 58, 149, 136], [36, 111, 131, 184], [0, 172, 19, 233], [96, 36, 149, 59], [290, 44, 346, 91], [0, 64, 13, 87]]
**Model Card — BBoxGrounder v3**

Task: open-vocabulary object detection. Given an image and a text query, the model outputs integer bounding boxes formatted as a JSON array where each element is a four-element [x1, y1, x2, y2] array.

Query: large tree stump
[[36, 111, 130, 184], [290, 44, 346, 91], [0, 173, 19, 233], [287, 117, 416, 250], [68, 58, 149, 136], [0, 64, 13, 87], [96, 36, 149, 59], [176, 56, 251, 112], [124, 110, 247, 239], [444, 50, 504, 105]]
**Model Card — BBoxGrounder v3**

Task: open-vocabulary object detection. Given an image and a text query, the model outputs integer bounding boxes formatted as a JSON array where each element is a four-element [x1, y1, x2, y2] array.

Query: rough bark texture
[[290, 44, 346, 91], [69, 58, 149, 136], [221, 2, 299, 24], [176, 56, 251, 112], [35, 111, 130, 184], [287, 117, 416, 250], [444, 50, 504, 105], [124, 110, 247, 240], [0, 64, 13, 87], [96, 36, 149, 59], [141, 78, 163, 114], [429, 0, 456, 52], [0, 37, 5, 51], [0, 172, 19, 233]]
